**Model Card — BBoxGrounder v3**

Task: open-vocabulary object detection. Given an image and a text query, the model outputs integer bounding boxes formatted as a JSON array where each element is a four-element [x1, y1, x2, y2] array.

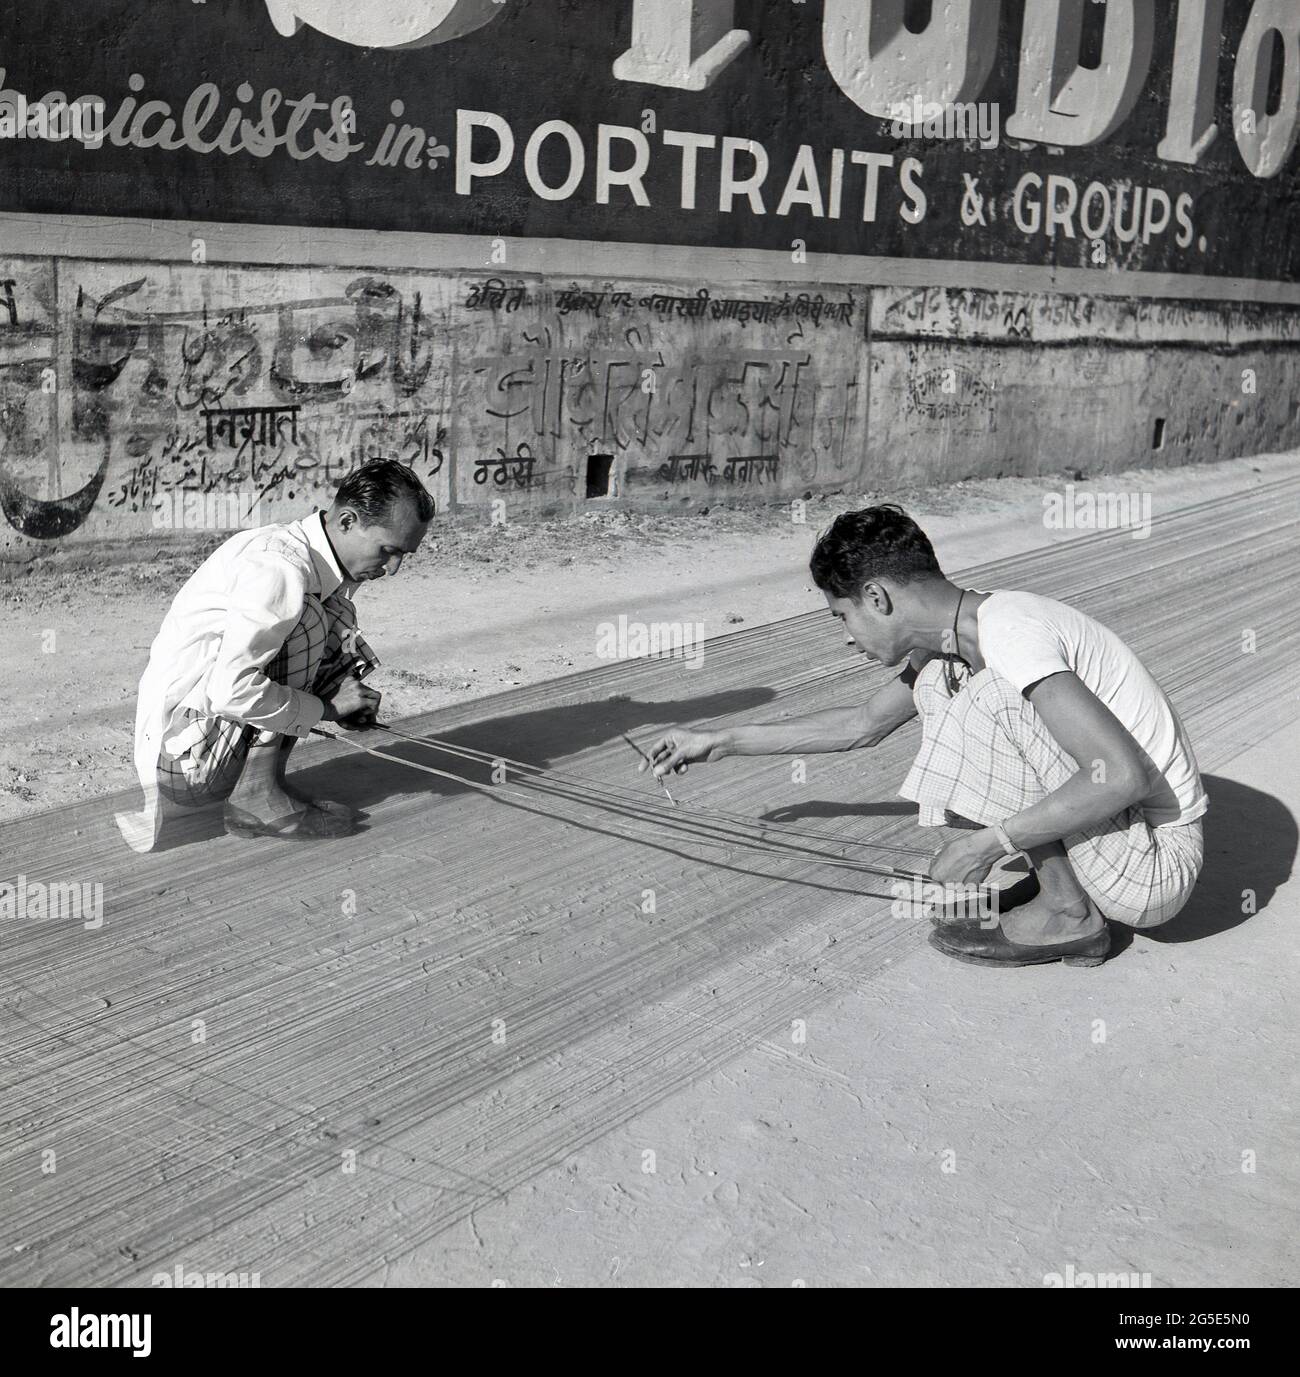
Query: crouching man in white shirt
[[644, 505, 1207, 968], [117, 459, 434, 851]]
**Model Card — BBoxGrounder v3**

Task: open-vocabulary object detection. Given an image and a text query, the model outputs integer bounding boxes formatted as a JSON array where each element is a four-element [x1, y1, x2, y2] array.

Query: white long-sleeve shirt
[[120, 510, 358, 851]]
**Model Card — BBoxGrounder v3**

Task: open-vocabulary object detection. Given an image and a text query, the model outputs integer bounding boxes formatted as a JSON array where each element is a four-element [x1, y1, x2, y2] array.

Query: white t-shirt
[[976, 590, 1208, 827]]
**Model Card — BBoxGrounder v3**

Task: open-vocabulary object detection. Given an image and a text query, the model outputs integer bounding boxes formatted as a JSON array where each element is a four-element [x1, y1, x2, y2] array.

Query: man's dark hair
[[335, 459, 436, 525], [809, 505, 943, 598]]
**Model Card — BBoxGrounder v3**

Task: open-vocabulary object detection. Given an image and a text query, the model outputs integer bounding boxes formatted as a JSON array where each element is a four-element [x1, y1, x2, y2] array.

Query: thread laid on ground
[[374, 722, 937, 859], [315, 724, 943, 886]]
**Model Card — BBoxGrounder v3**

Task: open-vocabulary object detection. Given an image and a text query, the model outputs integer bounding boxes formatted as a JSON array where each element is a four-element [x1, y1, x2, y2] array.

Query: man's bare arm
[[644, 658, 929, 778], [719, 670, 919, 756], [1000, 671, 1151, 847], [930, 670, 1154, 885]]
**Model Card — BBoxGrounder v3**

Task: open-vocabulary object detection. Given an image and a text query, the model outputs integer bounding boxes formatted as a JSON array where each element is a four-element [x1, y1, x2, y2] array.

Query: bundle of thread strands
[[313, 720, 946, 896]]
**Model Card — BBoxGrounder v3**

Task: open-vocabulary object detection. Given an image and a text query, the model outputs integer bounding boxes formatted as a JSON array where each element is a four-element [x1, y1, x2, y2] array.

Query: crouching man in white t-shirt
[[643, 505, 1207, 968]]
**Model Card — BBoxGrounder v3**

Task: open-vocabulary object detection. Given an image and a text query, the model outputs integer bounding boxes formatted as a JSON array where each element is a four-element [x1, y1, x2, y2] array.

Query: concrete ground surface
[[1, 452, 1297, 1288]]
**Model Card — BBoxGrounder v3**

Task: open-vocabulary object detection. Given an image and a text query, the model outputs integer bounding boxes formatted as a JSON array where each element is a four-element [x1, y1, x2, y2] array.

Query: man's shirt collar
[[303, 509, 351, 598]]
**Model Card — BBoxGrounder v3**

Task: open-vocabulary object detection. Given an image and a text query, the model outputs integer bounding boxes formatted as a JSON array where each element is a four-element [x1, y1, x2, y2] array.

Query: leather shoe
[[928, 919, 1111, 967]]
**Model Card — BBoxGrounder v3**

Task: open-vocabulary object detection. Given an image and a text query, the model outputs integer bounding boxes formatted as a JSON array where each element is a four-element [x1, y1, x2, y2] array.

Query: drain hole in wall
[[1152, 418, 1166, 450], [585, 454, 613, 498]]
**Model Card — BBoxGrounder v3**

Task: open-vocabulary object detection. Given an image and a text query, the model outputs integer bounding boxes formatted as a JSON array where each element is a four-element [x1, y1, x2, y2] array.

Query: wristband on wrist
[[991, 822, 1021, 857]]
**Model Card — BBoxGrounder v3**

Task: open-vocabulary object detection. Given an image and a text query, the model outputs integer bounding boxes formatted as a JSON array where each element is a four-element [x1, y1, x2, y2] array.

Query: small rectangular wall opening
[[585, 453, 614, 499], [1152, 418, 1166, 450]]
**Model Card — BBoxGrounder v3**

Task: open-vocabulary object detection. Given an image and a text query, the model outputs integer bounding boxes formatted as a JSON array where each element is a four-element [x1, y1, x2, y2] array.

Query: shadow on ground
[[144, 685, 778, 850], [752, 775, 1297, 948], [1146, 774, 1297, 942]]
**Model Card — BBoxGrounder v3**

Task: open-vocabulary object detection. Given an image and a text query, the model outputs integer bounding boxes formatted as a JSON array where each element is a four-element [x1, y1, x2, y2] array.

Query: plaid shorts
[[156, 591, 377, 808], [900, 660, 1203, 928]]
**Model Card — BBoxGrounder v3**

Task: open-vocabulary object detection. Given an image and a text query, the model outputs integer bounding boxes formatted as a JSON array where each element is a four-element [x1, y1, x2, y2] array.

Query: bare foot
[[281, 781, 361, 820], [226, 783, 303, 825], [275, 738, 361, 819], [1000, 891, 1105, 945]]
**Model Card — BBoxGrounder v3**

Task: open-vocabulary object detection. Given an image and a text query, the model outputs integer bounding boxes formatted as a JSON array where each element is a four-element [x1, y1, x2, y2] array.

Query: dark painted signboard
[[1, 0, 1298, 280]]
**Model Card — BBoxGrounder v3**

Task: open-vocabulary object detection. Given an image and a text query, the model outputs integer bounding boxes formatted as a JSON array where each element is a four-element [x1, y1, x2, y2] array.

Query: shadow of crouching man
[[1143, 775, 1297, 943], [145, 686, 779, 849]]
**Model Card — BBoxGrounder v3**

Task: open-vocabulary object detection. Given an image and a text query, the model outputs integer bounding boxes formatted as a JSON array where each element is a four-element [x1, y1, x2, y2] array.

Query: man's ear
[[860, 581, 892, 614], [335, 505, 357, 533]]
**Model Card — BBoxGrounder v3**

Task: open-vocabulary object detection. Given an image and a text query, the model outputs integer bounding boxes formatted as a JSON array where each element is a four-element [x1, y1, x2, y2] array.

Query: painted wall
[[2, 0, 1299, 552], [866, 287, 1300, 485], [3, 251, 1298, 551], [5, 0, 1299, 276], [0, 257, 868, 541]]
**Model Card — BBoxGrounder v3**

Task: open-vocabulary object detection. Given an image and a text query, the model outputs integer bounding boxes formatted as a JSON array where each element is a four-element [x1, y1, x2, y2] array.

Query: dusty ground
[[2, 451, 1292, 821], [2, 450, 1296, 1290], [386, 718, 1300, 1288]]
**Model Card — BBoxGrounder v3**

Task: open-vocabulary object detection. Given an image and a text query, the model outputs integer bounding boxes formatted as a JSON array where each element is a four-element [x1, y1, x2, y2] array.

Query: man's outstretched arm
[[644, 657, 928, 778]]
